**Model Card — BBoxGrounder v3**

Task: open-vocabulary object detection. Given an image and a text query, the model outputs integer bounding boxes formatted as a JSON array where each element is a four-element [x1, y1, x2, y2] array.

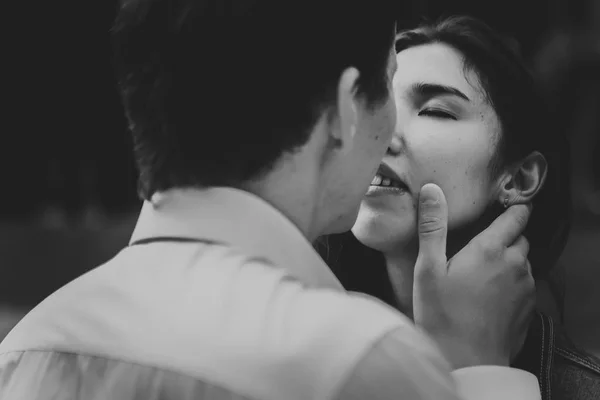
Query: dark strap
[[129, 236, 221, 247]]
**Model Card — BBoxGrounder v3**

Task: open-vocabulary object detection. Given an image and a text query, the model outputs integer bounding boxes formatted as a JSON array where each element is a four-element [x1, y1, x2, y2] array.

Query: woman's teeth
[[370, 174, 403, 188]]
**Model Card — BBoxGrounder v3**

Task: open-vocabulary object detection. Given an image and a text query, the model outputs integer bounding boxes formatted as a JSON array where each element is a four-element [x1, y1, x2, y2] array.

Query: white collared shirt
[[0, 188, 540, 400]]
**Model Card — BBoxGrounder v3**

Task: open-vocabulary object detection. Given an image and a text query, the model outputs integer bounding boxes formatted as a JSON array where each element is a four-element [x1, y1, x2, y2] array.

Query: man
[[0, 1, 540, 399]]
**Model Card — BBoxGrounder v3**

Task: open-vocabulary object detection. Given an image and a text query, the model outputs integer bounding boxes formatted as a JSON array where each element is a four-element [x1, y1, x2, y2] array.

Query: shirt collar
[[130, 187, 344, 291]]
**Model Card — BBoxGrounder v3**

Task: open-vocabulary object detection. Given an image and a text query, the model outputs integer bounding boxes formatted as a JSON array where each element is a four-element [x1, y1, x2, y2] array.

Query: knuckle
[[519, 268, 535, 287], [515, 211, 529, 230], [506, 251, 529, 276], [475, 239, 500, 259], [526, 272, 536, 288], [517, 235, 530, 248], [517, 278, 536, 299], [418, 216, 445, 235], [514, 253, 527, 268]]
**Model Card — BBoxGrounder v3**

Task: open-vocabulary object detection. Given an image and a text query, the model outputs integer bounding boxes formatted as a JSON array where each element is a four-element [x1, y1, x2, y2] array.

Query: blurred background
[[2, 0, 599, 357]]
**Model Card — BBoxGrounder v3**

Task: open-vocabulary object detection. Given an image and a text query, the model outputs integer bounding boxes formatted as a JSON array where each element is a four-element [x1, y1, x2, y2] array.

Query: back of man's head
[[112, 0, 397, 199]]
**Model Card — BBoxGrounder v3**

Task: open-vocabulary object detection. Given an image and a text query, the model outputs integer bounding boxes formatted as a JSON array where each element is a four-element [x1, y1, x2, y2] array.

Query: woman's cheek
[[445, 185, 491, 229]]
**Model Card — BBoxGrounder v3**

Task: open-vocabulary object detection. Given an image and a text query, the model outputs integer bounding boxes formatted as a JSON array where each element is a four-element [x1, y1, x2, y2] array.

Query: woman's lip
[[375, 163, 410, 192], [377, 163, 400, 181]]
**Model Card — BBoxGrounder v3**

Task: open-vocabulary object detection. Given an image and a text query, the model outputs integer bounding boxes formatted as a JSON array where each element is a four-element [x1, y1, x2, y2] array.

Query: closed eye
[[418, 109, 457, 120]]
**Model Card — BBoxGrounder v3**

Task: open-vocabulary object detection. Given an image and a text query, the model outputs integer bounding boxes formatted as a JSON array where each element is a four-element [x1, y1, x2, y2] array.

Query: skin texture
[[353, 43, 504, 256], [313, 48, 399, 236]]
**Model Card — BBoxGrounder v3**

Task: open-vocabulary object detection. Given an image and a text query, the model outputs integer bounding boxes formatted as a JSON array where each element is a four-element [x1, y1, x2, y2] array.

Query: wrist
[[430, 335, 510, 369]]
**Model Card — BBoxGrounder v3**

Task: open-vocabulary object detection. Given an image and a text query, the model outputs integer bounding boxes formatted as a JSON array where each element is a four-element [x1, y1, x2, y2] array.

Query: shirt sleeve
[[335, 326, 541, 400], [453, 366, 541, 400]]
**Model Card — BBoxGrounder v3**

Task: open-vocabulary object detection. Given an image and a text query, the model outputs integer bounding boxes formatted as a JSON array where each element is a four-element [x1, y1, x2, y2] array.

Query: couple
[[0, 1, 596, 399]]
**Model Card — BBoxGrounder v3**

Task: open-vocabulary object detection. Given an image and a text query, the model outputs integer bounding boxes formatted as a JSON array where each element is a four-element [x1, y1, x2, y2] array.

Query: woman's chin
[[352, 210, 416, 254]]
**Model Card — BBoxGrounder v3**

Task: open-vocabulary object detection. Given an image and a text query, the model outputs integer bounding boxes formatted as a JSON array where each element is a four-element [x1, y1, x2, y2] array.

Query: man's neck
[[241, 121, 337, 243], [242, 161, 323, 243]]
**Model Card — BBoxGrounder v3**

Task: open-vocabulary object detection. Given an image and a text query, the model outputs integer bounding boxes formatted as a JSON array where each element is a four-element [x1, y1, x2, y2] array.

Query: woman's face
[[353, 43, 503, 253]]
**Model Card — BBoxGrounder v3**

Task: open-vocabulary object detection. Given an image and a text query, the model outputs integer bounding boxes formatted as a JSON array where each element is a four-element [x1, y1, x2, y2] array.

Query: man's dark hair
[[111, 0, 397, 199]]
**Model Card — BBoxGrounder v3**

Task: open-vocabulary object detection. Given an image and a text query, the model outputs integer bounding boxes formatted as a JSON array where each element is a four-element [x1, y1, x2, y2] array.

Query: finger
[[479, 203, 532, 248], [415, 183, 448, 275], [525, 259, 532, 276], [511, 235, 530, 256], [504, 248, 533, 280]]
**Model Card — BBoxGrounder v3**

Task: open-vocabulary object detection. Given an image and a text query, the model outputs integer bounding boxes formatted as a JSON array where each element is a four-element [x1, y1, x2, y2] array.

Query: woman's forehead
[[394, 43, 486, 103]]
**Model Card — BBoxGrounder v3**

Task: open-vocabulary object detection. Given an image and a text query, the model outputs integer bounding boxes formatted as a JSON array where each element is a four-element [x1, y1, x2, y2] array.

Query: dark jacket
[[515, 312, 600, 400]]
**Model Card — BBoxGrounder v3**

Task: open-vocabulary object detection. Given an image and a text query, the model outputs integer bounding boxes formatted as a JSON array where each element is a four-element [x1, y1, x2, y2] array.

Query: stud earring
[[503, 196, 509, 209]]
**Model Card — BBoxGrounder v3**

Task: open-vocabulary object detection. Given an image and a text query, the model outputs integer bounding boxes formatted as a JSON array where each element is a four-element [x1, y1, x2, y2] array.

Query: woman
[[320, 16, 600, 400]]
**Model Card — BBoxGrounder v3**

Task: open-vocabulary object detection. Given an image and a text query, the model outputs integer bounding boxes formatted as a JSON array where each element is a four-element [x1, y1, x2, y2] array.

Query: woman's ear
[[498, 151, 548, 207]]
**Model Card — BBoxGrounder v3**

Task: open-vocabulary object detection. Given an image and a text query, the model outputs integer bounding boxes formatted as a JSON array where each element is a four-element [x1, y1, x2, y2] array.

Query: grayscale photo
[[1, 1, 599, 399]]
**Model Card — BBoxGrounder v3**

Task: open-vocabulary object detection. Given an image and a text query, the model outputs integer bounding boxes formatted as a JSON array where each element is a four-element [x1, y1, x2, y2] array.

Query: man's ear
[[330, 67, 360, 154], [497, 151, 548, 207]]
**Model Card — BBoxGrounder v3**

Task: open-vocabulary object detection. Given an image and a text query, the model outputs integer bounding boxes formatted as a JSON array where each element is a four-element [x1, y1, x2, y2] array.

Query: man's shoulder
[[1, 243, 409, 359], [117, 241, 409, 335], [0, 246, 415, 400]]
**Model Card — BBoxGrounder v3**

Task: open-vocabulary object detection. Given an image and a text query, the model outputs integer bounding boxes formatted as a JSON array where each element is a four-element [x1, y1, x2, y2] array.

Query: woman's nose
[[387, 133, 403, 156]]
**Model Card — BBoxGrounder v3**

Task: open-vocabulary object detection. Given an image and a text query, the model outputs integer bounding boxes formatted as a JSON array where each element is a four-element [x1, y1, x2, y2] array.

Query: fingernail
[[420, 189, 439, 206]]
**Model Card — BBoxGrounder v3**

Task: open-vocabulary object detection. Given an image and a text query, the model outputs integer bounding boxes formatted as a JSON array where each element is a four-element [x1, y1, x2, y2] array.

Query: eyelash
[[418, 109, 457, 120]]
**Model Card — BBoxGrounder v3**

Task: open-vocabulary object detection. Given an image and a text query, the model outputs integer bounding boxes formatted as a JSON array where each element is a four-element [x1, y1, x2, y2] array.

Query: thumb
[[416, 183, 448, 274]]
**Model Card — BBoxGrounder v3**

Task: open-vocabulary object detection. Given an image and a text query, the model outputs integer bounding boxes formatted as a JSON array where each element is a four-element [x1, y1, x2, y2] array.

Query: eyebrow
[[411, 82, 470, 102]]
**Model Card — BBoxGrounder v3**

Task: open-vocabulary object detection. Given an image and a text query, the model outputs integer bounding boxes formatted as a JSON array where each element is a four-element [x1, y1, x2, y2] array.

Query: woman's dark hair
[[319, 16, 572, 305]]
